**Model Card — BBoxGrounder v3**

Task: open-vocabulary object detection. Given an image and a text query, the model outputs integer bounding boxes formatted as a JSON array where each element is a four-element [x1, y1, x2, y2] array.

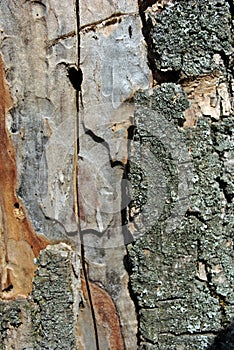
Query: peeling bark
[[182, 73, 231, 128]]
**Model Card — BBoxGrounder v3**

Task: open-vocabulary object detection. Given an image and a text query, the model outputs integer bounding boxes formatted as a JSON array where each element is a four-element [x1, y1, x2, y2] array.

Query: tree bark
[[0, 0, 233, 349]]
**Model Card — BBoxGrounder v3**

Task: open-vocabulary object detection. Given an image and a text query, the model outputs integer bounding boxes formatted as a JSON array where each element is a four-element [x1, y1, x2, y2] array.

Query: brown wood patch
[[80, 277, 125, 350], [0, 55, 50, 299]]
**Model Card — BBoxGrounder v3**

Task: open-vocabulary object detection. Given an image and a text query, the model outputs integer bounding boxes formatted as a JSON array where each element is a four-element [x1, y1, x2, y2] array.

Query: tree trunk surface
[[0, 1, 233, 349]]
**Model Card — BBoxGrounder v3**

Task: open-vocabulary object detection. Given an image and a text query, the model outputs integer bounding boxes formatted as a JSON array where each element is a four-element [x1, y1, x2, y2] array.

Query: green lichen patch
[[0, 300, 29, 349], [146, 0, 232, 78], [31, 244, 79, 350], [135, 83, 189, 124], [127, 83, 234, 347], [128, 84, 192, 237]]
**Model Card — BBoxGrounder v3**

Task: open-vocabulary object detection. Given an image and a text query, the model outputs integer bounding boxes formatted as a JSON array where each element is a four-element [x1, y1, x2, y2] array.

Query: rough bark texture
[[0, 0, 233, 350], [0, 243, 80, 349], [127, 1, 234, 349]]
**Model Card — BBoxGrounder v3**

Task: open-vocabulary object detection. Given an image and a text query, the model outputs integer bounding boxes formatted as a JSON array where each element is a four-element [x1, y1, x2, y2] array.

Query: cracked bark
[[0, 0, 233, 350]]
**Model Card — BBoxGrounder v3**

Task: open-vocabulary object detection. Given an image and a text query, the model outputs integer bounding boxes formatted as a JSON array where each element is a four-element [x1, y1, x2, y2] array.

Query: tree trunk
[[0, 0, 233, 349]]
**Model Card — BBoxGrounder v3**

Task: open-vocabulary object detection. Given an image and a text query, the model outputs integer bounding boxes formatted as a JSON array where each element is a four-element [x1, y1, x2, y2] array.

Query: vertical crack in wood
[[73, 0, 80, 229], [80, 278, 125, 350], [74, 2, 100, 349]]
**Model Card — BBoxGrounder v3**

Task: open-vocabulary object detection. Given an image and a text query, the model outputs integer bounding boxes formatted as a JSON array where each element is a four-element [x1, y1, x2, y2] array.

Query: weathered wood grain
[[77, 1, 151, 348], [0, 0, 77, 240], [0, 54, 49, 299], [0, 0, 150, 348]]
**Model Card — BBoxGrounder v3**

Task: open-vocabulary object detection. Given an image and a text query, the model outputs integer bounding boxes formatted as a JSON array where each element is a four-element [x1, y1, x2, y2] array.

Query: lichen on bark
[[143, 0, 232, 79], [126, 0, 234, 348], [0, 244, 80, 350]]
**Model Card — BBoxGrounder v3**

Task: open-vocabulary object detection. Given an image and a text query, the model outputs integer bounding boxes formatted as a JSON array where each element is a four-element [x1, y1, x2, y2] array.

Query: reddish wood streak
[[0, 55, 50, 299], [81, 278, 125, 350]]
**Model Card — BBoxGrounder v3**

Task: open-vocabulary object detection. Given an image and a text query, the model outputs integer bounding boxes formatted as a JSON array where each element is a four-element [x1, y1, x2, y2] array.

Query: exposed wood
[[182, 73, 231, 128], [0, 0, 149, 348], [78, 278, 125, 350], [77, 1, 151, 348], [0, 55, 49, 299]]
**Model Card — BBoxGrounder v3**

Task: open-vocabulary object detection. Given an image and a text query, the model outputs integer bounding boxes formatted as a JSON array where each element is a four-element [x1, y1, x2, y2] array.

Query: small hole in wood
[[67, 66, 83, 91], [11, 125, 17, 133]]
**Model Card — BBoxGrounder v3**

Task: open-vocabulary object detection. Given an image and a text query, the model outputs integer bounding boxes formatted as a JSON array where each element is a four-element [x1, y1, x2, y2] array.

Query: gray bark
[[128, 1, 234, 349]]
